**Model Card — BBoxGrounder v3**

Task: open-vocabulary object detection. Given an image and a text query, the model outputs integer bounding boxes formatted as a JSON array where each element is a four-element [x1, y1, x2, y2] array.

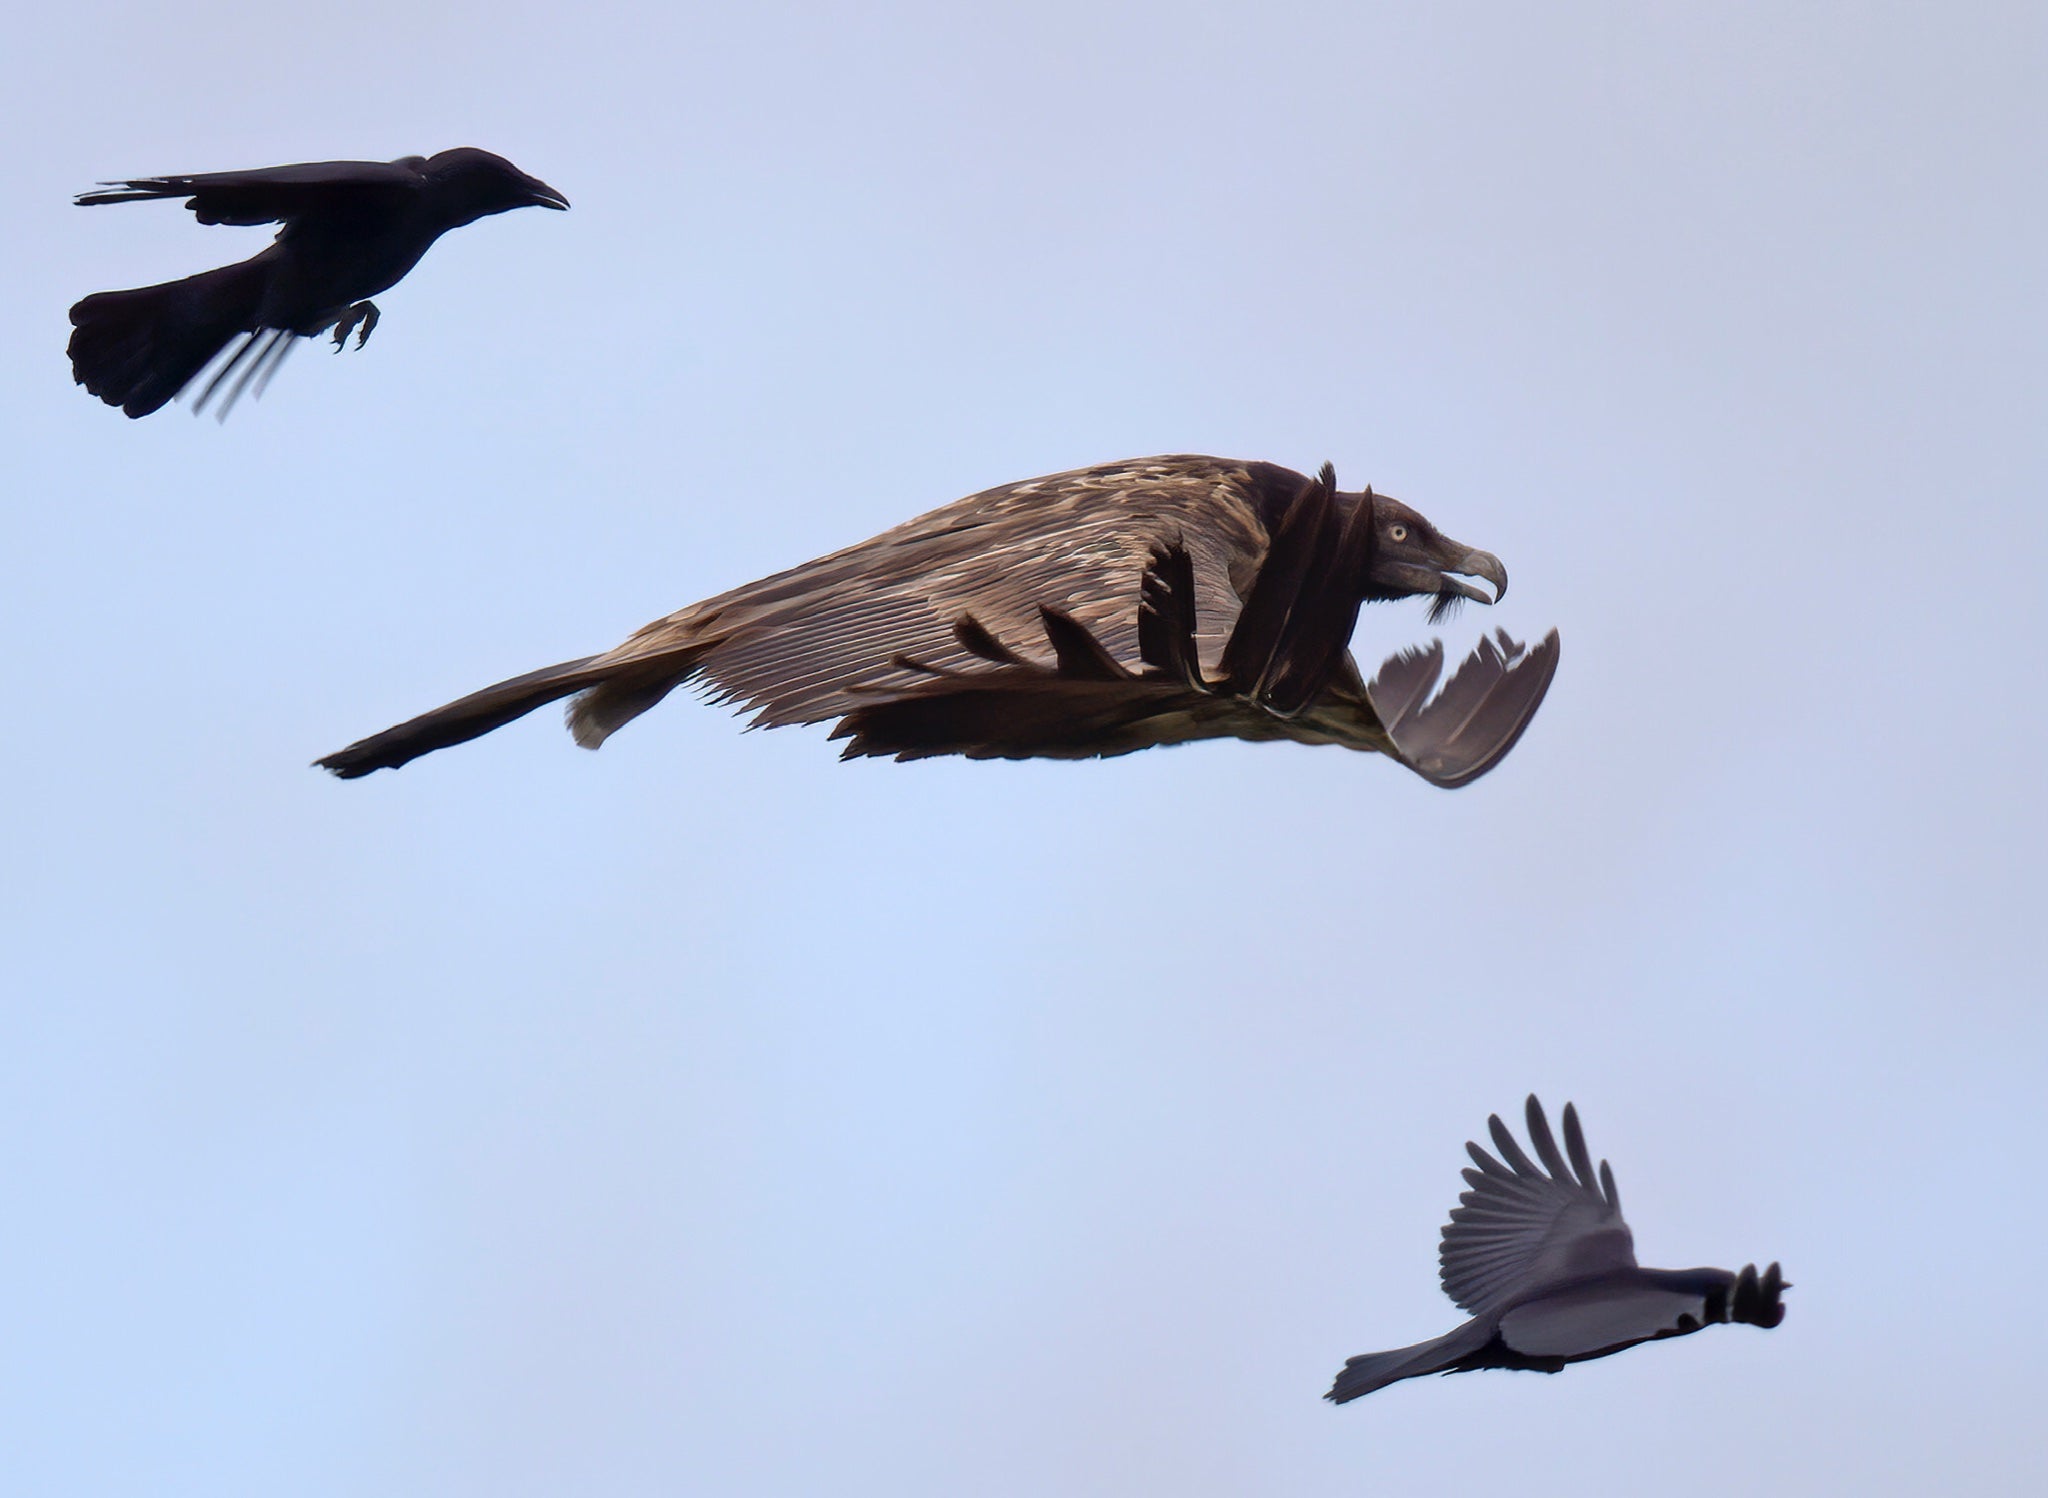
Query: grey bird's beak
[[1440, 546, 1507, 605]]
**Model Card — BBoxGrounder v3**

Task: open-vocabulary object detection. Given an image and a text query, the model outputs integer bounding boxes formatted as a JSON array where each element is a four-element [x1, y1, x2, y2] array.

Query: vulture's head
[[1361, 493, 1508, 622], [425, 148, 571, 222]]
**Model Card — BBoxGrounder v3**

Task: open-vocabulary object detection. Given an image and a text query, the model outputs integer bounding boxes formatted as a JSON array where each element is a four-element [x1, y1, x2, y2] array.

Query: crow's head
[[1360, 492, 1508, 623], [425, 148, 571, 223]]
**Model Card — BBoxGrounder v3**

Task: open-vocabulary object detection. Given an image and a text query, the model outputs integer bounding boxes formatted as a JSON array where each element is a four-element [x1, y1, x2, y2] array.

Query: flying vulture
[[69, 148, 568, 418], [318, 455, 1560, 784], [1326, 1096, 1788, 1404]]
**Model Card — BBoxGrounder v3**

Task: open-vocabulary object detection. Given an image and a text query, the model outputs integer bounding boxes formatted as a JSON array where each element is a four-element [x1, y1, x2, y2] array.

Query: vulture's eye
[[1388, 523, 1409, 543]]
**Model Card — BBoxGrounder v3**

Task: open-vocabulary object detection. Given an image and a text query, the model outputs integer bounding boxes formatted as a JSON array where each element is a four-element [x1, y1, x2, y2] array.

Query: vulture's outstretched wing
[[566, 457, 1278, 740], [76, 159, 426, 225], [827, 595, 1217, 762], [1367, 629, 1561, 788], [830, 470, 1382, 761], [1438, 1097, 1636, 1318], [832, 479, 1556, 780]]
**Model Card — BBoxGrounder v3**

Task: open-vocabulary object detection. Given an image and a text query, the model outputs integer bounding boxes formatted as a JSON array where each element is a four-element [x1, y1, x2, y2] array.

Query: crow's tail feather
[[68, 258, 268, 418]]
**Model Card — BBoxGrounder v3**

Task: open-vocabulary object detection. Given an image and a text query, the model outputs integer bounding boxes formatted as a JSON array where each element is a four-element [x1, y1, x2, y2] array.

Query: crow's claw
[[330, 301, 380, 352]]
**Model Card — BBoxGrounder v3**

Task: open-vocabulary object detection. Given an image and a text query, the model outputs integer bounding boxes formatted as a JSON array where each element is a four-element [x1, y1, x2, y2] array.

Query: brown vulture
[[318, 455, 1560, 785], [69, 149, 568, 418]]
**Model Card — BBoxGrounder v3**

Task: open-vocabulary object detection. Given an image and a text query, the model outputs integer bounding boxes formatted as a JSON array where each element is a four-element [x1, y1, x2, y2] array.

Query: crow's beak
[[524, 177, 570, 210]]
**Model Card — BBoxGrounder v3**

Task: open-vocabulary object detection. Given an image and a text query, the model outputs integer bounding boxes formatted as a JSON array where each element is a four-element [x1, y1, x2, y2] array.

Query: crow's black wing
[[76, 158, 426, 225]]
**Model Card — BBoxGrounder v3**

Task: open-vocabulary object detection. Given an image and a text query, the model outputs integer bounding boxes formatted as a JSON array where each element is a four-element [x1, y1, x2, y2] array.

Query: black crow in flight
[[318, 455, 1559, 785], [69, 148, 568, 418], [1326, 1097, 1787, 1403]]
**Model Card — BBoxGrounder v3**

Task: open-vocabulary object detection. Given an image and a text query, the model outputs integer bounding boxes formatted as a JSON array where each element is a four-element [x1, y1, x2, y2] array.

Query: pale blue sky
[[4, 4, 2044, 1495]]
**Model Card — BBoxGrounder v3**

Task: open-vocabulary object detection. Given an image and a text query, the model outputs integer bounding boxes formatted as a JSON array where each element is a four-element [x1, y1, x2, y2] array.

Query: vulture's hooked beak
[[1439, 547, 1507, 606]]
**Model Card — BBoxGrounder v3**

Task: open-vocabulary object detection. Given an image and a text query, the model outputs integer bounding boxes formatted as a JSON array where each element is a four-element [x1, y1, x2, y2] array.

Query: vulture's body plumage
[[69, 148, 568, 418], [1326, 1097, 1788, 1404], [319, 456, 1559, 784]]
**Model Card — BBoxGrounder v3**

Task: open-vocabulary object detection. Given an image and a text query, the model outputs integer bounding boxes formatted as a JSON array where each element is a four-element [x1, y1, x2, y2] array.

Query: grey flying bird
[[69, 148, 568, 418], [1327, 1097, 1787, 1403], [318, 455, 1559, 783]]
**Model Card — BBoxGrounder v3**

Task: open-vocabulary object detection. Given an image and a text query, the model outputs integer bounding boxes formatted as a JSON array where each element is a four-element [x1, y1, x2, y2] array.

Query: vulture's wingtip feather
[[1372, 627, 1560, 787]]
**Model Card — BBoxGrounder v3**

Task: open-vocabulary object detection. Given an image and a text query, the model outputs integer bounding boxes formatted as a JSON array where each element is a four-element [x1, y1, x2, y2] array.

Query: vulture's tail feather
[[318, 657, 609, 778], [319, 645, 718, 778], [68, 258, 269, 418]]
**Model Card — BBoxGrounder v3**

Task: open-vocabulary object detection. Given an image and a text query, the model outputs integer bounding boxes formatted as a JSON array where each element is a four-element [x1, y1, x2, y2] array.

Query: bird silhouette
[[316, 455, 1559, 784], [69, 148, 567, 418], [1327, 1096, 1786, 1403]]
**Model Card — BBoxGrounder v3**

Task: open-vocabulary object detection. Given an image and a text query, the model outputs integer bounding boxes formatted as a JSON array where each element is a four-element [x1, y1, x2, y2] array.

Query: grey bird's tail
[[1325, 1319, 1492, 1404], [68, 258, 269, 418]]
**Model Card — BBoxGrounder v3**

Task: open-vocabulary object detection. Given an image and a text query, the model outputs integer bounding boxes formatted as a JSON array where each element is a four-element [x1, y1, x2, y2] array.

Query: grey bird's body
[[317, 455, 1559, 784], [69, 148, 568, 418], [1327, 1097, 1787, 1403]]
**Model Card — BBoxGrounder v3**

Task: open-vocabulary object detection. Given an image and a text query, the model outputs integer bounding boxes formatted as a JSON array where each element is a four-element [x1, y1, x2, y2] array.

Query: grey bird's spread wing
[[565, 456, 1275, 744], [75, 158, 427, 225], [1438, 1097, 1636, 1318]]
